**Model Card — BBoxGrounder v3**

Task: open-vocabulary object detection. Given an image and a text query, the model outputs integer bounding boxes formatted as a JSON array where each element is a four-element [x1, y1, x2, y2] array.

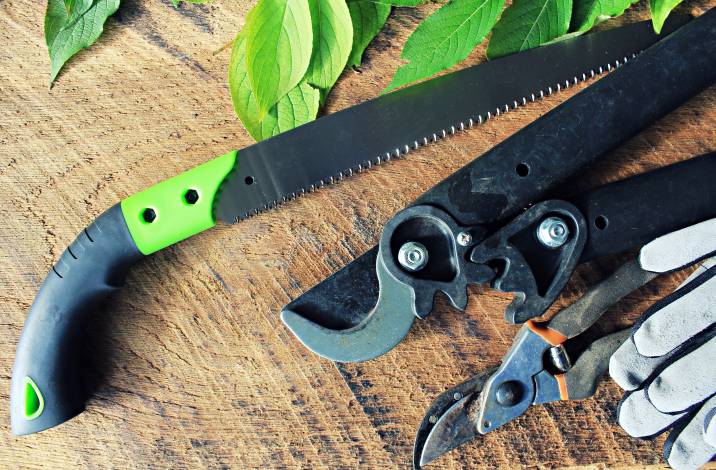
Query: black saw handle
[[10, 204, 144, 435], [11, 150, 236, 435]]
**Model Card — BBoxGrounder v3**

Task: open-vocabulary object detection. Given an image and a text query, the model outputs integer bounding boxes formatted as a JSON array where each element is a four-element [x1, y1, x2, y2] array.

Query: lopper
[[281, 9, 716, 363], [11, 7, 714, 436]]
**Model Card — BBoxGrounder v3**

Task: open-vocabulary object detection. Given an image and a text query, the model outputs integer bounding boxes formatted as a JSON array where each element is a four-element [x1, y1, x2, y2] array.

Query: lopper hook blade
[[281, 249, 416, 362]]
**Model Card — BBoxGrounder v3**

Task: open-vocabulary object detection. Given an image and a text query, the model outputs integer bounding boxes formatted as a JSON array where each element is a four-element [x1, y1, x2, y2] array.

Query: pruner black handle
[[10, 205, 144, 435], [546, 259, 658, 339], [562, 329, 630, 400]]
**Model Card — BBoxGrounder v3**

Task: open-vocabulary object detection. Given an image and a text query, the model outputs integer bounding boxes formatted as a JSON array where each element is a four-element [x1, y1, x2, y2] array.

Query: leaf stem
[[213, 39, 235, 56]]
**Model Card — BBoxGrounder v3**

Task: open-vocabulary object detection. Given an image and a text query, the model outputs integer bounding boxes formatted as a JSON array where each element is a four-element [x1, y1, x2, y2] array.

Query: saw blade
[[214, 17, 688, 223]]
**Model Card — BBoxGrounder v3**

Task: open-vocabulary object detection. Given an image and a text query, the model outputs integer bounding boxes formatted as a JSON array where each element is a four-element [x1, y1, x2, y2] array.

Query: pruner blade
[[413, 369, 496, 468]]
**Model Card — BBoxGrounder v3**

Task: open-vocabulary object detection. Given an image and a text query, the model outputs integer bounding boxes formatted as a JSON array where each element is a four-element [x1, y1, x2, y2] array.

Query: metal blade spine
[[233, 53, 639, 223]]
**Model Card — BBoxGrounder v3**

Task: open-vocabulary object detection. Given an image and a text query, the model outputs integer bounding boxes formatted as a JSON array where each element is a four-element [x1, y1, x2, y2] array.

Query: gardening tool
[[9, 13, 698, 435], [413, 219, 716, 467]]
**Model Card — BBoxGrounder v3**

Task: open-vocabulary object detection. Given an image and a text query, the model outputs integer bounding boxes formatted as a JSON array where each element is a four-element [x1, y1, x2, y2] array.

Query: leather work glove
[[610, 218, 716, 470]]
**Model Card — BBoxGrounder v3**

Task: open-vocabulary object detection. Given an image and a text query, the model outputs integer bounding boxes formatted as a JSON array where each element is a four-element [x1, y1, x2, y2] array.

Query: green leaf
[[245, 0, 314, 117], [384, 0, 505, 92], [570, 0, 637, 32], [650, 0, 681, 33], [487, 0, 572, 59], [45, 0, 120, 83], [229, 35, 320, 141], [347, 0, 391, 67], [305, 0, 354, 90]]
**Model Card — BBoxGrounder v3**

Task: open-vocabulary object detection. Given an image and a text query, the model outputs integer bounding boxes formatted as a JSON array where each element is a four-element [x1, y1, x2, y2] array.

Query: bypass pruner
[[413, 219, 716, 467]]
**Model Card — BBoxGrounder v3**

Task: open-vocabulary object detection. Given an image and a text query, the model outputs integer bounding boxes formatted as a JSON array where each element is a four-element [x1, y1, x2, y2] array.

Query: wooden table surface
[[2, 0, 715, 468]]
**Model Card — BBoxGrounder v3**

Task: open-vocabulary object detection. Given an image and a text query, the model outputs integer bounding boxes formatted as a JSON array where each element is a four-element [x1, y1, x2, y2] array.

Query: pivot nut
[[536, 217, 570, 248], [495, 381, 523, 407], [398, 241, 429, 272]]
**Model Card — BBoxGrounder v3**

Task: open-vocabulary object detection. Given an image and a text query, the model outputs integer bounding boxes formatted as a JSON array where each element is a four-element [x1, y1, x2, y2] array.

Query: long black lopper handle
[[10, 205, 144, 435], [573, 152, 716, 262], [415, 8, 716, 228]]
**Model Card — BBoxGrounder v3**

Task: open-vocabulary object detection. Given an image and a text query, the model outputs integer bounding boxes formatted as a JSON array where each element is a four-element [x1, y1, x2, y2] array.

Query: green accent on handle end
[[23, 377, 44, 420], [121, 151, 238, 254]]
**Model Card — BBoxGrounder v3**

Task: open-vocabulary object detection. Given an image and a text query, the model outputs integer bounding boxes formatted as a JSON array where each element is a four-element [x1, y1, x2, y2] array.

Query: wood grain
[[1, 0, 715, 468]]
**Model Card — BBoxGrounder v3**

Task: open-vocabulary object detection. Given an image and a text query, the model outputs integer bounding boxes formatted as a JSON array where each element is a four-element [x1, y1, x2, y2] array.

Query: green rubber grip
[[121, 150, 237, 254]]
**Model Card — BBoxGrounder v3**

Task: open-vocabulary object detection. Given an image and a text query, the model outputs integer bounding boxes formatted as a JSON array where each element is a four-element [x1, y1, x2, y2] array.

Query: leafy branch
[[45, 0, 688, 140]]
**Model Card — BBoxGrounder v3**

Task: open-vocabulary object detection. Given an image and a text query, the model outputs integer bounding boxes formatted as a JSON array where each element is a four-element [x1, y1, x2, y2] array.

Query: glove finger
[[664, 395, 716, 470], [634, 266, 716, 357], [705, 407, 716, 448], [618, 388, 685, 438], [648, 336, 716, 414], [610, 259, 716, 391], [639, 218, 716, 273], [610, 337, 667, 391]]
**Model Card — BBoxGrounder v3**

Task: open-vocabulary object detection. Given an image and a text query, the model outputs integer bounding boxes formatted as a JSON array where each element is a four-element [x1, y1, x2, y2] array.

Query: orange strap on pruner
[[554, 374, 569, 400], [526, 321, 570, 400], [526, 320, 567, 346]]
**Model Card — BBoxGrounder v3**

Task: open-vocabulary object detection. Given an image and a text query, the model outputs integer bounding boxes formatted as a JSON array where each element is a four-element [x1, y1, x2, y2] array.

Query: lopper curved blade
[[414, 369, 496, 468], [281, 250, 416, 362]]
